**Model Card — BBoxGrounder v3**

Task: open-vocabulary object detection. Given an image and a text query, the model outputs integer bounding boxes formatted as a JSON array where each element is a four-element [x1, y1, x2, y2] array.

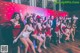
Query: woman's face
[[40, 18, 43, 23], [51, 16, 54, 20], [30, 17, 33, 23], [15, 14, 20, 21], [48, 19, 51, 23]]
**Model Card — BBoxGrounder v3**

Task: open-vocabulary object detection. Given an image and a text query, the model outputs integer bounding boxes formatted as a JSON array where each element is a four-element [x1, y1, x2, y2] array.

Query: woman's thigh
[[26, 38, 33, 46], [20, 38, 28, 47], [37, 36, 44, 42]]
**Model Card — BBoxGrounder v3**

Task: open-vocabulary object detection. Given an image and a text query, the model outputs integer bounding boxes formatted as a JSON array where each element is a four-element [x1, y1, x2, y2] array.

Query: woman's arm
[[61, 25, 65, 35], [13, 25, 27, 43]]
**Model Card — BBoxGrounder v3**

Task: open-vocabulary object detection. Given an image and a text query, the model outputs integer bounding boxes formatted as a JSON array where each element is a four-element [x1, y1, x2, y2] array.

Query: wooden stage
[[1, 38, 80, 53], [42, 40, 80, 53]]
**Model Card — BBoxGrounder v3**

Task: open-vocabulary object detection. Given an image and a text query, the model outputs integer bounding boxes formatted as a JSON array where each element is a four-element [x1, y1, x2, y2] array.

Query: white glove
[[13, 38, 18, 44]]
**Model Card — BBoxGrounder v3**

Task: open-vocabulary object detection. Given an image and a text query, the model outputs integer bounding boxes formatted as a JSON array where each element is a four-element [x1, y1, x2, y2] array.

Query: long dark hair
[[12, 12, 24, 31], [12, 12, 21, 19], [12, 12, 22, 23], [27, 16, 32, 24]]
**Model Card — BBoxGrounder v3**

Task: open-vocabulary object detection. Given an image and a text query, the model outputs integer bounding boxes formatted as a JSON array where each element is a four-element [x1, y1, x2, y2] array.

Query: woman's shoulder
[[10, 19, 14, 22], [25, 24, 29, 27]]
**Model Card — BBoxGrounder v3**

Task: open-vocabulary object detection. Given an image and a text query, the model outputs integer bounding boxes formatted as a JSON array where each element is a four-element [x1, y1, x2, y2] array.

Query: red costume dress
[[45, 24, 52, 37]]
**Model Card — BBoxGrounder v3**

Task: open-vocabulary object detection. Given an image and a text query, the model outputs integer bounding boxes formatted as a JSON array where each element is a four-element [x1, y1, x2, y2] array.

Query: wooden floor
[[4, 39, 80, 53], [41, 40, 80, 53]]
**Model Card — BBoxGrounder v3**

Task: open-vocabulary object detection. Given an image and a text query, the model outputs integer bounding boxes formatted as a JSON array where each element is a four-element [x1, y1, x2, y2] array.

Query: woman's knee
[[30, 42, 34, 47], [40, 39, 44, 43], [24, 43, 29, 48], [37, 37, 43, 43]]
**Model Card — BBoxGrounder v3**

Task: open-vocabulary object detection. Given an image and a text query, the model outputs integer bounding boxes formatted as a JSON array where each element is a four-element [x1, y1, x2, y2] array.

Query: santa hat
[[36, 15, 41, 18]]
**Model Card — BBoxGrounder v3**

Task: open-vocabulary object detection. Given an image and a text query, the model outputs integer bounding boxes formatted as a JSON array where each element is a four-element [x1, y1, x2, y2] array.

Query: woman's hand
[[13, 38, 18, 44]]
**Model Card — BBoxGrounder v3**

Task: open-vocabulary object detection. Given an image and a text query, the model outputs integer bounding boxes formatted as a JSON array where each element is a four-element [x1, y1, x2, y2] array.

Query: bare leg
[[18, 46, 20, 53], [73, 28, 75, 41], [27, 38, 36, 53], [37, 36, 44, 52], [33, 34, 43, 52], [41, 34, 47, 49], [43, 37, 47, 49], [56, 32, 60, 43], [58, 35, 61, 43], [58, 31, 61, 43], [73, 28, 75, 35], [65, 34, 70, 40], [20, 38, 28, 53], [71, 31, 75, 41], [72, 33, 74, 41], [71, 28, 75, 41]]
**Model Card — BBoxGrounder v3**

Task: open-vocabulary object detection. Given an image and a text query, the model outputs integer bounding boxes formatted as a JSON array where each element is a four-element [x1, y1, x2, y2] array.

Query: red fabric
[[14, 25, 21, 28], [55, 26, 60, 32], [62, 26, 66, 32], [45, 27, 51, 36], [13, 25, 20, 37], [33, 30, 38, 34], [36, 15, 41, 18], [33, 29, 42, 35], [57, 11, 68, 17]]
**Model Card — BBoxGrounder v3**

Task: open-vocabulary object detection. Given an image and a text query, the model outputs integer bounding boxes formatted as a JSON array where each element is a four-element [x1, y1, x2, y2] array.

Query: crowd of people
[[0, 12, 78, 53]]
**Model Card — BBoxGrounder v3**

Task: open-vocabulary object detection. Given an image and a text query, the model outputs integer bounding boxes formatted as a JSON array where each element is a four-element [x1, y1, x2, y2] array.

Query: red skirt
[[33, 30, 42, 35], [55, 26, 60, 32], [45, 28, 52, 36]]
